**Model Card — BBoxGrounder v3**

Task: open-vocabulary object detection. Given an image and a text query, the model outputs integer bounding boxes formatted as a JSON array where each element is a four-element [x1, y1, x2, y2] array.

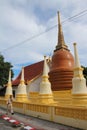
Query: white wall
[[28, 75, 42, 93]]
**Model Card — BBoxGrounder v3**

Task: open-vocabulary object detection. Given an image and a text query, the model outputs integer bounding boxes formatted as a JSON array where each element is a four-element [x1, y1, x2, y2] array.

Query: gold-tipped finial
[[43, 55, 48, 76], [58, 11, 61, 26], [55, 11, 68, 51], [73, 42, 76, 46], [44, 55, 46, 59]]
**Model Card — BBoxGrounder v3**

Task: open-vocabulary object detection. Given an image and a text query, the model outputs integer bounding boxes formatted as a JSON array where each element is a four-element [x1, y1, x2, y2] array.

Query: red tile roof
[[12, 60, 44, 86]]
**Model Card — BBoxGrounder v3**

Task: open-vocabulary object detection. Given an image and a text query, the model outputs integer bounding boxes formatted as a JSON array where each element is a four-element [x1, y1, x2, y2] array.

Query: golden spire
[[55, 11, 68, 51]]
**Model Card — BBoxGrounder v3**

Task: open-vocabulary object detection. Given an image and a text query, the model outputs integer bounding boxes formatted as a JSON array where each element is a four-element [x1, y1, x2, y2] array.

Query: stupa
[[16, 67, 28, 102], [49, 12, 74, 91], [39, 56, 54, 104], [5, 70, 13, 99], [72, 43, 87, 105]]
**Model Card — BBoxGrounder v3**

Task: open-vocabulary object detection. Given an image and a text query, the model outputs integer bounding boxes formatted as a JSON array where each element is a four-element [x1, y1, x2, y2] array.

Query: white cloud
[[0, 0, 87, 78]]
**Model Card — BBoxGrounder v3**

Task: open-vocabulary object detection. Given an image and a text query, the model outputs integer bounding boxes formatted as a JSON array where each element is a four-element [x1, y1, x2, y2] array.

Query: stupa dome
[[51, 49, 74, 71]]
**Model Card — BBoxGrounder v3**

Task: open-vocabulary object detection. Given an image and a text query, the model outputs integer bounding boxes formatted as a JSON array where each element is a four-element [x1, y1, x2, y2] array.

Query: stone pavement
[[0, 107, 81, 130]]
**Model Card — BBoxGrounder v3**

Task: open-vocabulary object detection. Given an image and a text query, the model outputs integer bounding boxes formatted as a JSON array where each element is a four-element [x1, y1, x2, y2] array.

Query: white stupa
[[5, 70, 13, 99], [72, 43, 87, 94], [16, 67, 28, 102], [39, 56, 54, 104]]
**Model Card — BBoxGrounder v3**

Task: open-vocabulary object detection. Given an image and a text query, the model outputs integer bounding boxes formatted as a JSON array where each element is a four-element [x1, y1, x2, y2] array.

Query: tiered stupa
[[72, 43, 87, 105], [49, 12, 74, 91], [5, 70, 13, 99], [39, 56, 54, 104], [16, 67, 28, 102]]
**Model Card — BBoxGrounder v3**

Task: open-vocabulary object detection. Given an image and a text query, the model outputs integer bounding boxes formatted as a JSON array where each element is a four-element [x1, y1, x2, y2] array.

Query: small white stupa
[[72, 43, 87, 105], [5, 70, 13, 99], [16, 67, 28, 102], [39, 56, 54, 104], [72, 43, 87, 94]]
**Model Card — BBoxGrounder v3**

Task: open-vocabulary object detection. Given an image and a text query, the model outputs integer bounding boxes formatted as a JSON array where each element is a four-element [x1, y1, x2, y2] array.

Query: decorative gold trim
[[55, 107, 87, 120], [39, 94, 53, 96], [20, 80, 24, 85], [16, 94, 27, 96], [72, 94, 87, 96], [7, 82, 12, 86], [74, 74, 83, 78], [43, 75, 49, 78], [26, 104, 49, 113], [29, 92, 39, 94], [74, 67, 83, 71]]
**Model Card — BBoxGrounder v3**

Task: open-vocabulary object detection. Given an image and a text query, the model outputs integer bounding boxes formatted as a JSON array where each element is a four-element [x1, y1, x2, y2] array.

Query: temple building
[[0, 12, 87, 130], [12, 60, 44, 86], [12, 59, 51, 97], [12, 12, 74, 95]]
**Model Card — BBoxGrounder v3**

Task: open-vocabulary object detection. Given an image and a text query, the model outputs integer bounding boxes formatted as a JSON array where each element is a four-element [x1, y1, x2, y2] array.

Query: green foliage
[[82, 66, 87, 84], [0, 54, 14, 86]]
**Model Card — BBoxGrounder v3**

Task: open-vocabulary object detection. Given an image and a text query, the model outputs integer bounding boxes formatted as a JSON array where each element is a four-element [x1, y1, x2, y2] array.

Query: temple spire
[[55, 11, 68, 51], [42, 56, 49, 78], [39, 55, 52, 94], [72, 43, 87, 95], [8, 70, 11, 85], [73, 43, 80, 68], [16, 67, 28, 102], [5, 70, 13, 99], [39, 56, 55, 104], [20, 67, 24, 85]]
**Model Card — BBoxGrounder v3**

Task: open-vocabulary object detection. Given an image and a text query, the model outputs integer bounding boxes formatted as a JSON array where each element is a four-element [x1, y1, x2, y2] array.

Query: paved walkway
[[0, 107, 81, 130]]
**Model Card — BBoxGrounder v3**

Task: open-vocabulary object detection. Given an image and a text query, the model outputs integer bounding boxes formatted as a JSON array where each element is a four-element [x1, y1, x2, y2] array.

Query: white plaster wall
[[28, 75, 42, 92]]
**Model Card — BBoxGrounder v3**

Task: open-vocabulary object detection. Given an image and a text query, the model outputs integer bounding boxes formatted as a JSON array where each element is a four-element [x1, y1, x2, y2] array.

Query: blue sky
[[0, 0, 87, 79]]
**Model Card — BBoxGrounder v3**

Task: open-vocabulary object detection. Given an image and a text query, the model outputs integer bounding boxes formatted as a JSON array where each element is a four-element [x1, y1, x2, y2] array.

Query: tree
[[82, 66, 87, 84], [0, 54, 14, 86]]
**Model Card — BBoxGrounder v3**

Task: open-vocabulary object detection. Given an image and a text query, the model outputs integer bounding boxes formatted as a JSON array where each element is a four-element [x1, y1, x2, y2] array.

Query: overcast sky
[[0, 0, 87, 79]]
